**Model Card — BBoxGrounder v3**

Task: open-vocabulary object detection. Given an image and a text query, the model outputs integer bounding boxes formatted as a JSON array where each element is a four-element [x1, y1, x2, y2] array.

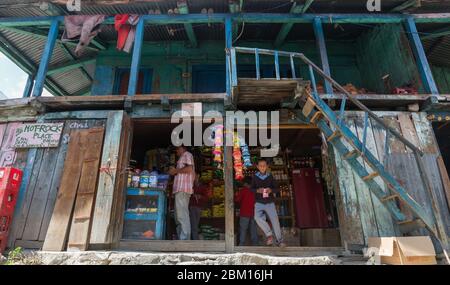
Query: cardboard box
[[368, 236, 437, 265], [300, 228, 341, 247]]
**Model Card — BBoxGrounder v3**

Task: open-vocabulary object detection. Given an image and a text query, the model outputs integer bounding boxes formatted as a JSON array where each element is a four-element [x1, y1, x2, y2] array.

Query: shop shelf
[[124, 212, 158, 221]]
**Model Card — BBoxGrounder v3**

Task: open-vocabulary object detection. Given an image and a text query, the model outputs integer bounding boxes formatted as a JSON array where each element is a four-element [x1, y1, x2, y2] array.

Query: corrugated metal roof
[[0, 28, 97, 96]]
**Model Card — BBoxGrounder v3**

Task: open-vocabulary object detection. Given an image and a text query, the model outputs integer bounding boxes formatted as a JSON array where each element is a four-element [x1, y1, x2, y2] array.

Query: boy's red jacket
[[235, 186, 255, 218]]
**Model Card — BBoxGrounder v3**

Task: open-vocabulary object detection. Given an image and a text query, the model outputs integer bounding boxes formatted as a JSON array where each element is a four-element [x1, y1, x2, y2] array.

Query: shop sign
[[14, 123, 64, 148]]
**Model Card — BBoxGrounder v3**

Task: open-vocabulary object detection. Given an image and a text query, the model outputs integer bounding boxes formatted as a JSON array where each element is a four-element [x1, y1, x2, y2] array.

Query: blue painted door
[[192, 65, 226, 93], [113, 68, 153, 95]]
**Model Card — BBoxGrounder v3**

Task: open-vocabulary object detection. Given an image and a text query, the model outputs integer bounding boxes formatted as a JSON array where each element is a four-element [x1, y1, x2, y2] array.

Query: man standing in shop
[[251, 158, 285, 247], [169, 146, 195, 240]]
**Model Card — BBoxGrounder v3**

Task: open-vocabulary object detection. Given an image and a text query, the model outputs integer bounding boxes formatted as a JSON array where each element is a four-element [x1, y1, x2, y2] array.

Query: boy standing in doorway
[[169, 146, 195, 240], [251, 158, 285, 247], [235, 177, 258, 246]]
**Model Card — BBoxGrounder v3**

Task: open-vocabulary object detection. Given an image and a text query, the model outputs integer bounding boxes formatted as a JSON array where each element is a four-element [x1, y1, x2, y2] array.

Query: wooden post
[[224, 144, 235, 253], [127, 18, 145, 96], [225, 17, 232, 98], [22, 74, 34, 98], [32, 19, 59, 97], [90, 111, 126, 247], [404, 17, 439, 95], [313, 17, 333, 95]]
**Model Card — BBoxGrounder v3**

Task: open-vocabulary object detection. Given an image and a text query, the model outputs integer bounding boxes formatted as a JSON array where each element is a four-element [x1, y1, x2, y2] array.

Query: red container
[[0, 167, 23, 254]]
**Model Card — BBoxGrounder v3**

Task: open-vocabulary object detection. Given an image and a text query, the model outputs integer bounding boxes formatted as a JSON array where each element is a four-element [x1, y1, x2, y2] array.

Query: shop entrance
[[234, 126, 341, 248], [120, 119, 342, 252], [122, 119, 226, 245], [432, 121, 450, 200]]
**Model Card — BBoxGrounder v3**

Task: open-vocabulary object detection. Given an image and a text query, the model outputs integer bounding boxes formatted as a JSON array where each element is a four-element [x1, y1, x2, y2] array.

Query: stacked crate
[[0, 167, 23, 254]]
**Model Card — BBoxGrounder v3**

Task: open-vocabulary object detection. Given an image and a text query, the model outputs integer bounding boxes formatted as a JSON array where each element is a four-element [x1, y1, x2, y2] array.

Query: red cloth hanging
[[115, 14, 132, 51]]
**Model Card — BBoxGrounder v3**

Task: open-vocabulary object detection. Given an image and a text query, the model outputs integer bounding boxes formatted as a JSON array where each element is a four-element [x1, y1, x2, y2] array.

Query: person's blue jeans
[[254, 202, 283, 243], [239, 217, 258, 246]]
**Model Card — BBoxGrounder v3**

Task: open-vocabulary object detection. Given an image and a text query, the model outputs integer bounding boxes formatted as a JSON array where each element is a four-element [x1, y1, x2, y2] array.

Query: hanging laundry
[[115, 14, 140, 53], [62, 15, 105, 56]]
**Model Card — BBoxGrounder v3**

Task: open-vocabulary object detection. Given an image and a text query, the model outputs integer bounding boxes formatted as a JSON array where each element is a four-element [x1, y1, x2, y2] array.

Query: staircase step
[[343, 150, 360, 160], [398, 219, 426, 234], [362, 172, 379, 181], [309, 111, 323, 124], [327, 130, 342, 142], [302, 97, 316, 117], [380, 194, 399, 203]]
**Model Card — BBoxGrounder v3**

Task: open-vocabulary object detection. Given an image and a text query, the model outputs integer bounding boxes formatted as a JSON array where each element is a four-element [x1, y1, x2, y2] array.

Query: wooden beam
[[225, 17, 233, 99], [391, 0, 421, 12], [224, 145, 234, 253], [32, 19, 59, 97], [404, 17, 439, 95], [313, 17, 333, 95], [22, 74, 34, 98], [47, 57, 96, 76], [127, 18, 144, 96], [274, 0, 314, 47], [177, 0, 197, 47], [3, 14, 450, 27]]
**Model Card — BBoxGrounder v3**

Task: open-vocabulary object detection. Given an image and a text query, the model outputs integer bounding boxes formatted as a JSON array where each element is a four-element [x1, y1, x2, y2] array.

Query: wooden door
[[43, 127, 105, 251], [90, 111, 132, 248], [8, 120, 105, 250]]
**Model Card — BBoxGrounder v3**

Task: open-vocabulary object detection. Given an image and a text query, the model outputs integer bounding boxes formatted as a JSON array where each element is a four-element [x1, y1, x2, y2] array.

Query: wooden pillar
[[22, 74, 34, 98], [404, 17, 439, 95], [225, 17, 232, 98], [32, 19, 59, 97], [224, 144, 235, 253], [313, 17, 333, 95], [127, 18, 145, 96]]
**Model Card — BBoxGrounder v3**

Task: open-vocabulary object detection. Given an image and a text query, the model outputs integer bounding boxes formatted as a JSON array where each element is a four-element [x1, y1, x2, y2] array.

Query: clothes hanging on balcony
[[115, 14, 140, 53], [62, 15, 106, 56]]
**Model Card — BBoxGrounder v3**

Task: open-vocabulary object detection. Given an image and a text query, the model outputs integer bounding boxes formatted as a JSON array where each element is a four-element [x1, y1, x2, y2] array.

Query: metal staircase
[[227, 47, 449, 255]]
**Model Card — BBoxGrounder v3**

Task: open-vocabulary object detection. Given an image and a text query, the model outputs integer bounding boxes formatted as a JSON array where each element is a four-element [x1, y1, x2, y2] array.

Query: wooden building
[[0, 1, 449, 256]]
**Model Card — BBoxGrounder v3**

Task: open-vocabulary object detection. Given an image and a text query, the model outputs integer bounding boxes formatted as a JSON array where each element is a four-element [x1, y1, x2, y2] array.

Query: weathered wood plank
[[14, 240, 43, 250], [13, 149, 45, 241], [397, 113, 420, 152], [353, 114, 395, 237], [347, 117, 379, 241], [0, 122, 22, 166], [411, 112, 439, 153], [0, 123, 7, 147], [224, 145, 234, 253], [21, 147, 60, 241], [118, 240, 226, 252], [67, 127, 105, 251], [90, 111, 125, 246], [43, 130, 86, 251], [384, 116, 407, 154], [6, 147, 38, 248], [331, 120, 365, 247], [38, 120, 106, 242], [110, 114, 132, 246], [436, 156, 450, 212]]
